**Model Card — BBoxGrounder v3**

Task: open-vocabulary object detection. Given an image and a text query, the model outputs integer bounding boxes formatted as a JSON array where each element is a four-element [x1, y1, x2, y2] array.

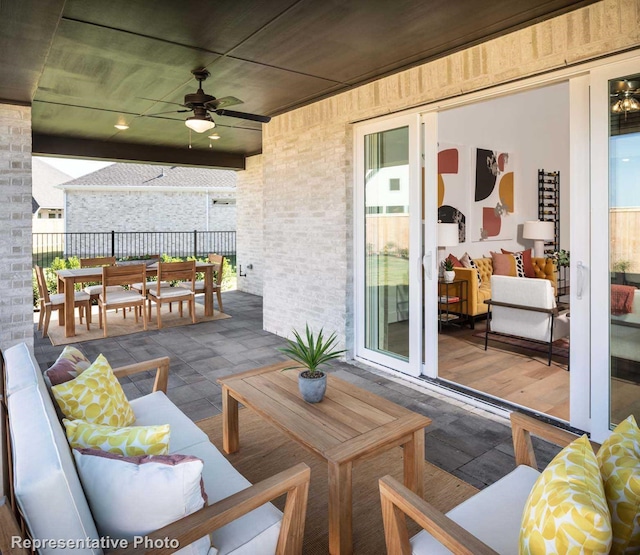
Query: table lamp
[[523, 220, 554, 258], [437, 222, 459, 277]]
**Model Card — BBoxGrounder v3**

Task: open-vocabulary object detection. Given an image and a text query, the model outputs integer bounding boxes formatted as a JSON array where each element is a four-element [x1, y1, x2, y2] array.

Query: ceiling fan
[[610, 79, 640, 116], [143, 68, 271, 133]]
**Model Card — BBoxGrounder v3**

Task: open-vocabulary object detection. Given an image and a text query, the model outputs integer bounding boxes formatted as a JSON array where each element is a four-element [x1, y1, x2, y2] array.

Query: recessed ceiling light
[[208, 133, 221, 140], [114, 123, 129, 130], [622, 158, 630, 162]]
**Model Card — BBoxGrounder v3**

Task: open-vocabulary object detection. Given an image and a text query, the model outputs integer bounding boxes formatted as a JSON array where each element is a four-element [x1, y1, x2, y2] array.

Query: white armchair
[[484, 275, 569, 365]]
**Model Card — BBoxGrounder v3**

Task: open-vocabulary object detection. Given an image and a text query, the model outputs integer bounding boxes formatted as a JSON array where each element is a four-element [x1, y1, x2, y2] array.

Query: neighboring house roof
[[32, 157, 72, 213], [58, 163, 236, 191]]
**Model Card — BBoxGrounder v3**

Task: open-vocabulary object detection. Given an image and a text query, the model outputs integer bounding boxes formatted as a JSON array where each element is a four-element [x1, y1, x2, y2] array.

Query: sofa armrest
[[111, 462, 311, 555], [112, 357, 170, 394], [453, 268, 478, 315], [379, 475, 498, 555], [510, 412, 600, 469]]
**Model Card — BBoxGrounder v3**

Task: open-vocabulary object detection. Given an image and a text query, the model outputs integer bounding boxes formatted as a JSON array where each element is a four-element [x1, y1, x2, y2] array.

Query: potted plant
[[442, 258, 456, 283], [279, 324, 345, 403]]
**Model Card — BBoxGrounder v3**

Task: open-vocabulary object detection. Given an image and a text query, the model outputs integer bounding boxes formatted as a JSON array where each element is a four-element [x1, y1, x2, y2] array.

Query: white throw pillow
[[73, 448, 211, 555]]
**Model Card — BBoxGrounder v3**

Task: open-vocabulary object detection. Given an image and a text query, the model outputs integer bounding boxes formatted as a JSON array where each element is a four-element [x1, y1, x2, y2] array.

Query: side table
[[438, 279, 469, 332]]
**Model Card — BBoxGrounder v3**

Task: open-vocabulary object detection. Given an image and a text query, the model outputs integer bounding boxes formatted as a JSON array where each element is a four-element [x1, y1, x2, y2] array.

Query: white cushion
[[4, 342, 40, 395], [73, 449, 210, 555], [180, 441, 282, 555], [179, 281, 206, 292], [100, 290, 145, 305], [6, 365, 102, 554], [49, 291, 91, 305], [149, 287, 196, 299], [84, 284, 124, 296], [131, 281, 170, 291], [130, 391, 209, 453], [410, 465, 540, 554]]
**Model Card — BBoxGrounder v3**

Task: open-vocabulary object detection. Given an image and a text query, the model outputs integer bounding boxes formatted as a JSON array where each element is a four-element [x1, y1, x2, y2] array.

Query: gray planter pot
[[298, 371, 327, 403]]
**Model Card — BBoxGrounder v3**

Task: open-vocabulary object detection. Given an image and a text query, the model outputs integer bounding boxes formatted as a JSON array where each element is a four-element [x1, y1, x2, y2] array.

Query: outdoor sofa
[[0, 342, 310, 554]]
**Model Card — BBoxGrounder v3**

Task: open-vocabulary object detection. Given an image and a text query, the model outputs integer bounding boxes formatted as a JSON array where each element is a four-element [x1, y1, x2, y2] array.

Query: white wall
[[439, 82, 570, 260]]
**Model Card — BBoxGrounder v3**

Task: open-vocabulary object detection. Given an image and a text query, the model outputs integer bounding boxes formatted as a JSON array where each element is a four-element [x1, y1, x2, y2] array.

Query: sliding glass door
[[355, 114, 423, 376], [591, 57, 640, 441]]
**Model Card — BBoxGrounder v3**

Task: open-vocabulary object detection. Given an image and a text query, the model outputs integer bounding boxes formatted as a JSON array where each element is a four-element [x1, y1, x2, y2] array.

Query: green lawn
[[366, 255, 409, 287]]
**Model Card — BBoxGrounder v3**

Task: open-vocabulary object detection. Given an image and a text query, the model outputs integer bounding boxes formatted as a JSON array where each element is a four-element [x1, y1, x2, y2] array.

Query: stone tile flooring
[[33, 290, 560, 490]]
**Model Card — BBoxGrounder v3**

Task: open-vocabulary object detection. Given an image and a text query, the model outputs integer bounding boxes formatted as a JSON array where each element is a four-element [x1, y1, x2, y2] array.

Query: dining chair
[[130, 255, 171, 295], [79, 256, 125, 306], [34, 265, 91, 338], [147, 261, 197, 329], [98, 264, 148, 337], [178, 253, 225, 312]]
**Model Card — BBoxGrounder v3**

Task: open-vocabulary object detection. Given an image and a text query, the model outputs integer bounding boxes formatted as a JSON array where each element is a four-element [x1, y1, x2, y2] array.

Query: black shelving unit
[[537, 169, 560, 256]]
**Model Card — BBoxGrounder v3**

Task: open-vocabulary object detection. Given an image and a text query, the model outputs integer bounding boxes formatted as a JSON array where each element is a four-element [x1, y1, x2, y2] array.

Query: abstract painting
[[437, 143, 468, 244]]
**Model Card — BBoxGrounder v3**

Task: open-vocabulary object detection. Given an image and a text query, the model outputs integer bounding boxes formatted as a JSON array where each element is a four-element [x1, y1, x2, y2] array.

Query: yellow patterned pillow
[[520, 435, 612, 555], [64, 420, 170, 456], [51, 354, 135, 427], [597, 415, 640, 555]]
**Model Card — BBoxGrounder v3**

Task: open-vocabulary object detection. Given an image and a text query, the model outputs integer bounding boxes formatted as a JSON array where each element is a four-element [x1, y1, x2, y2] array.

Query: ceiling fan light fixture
[[185, 116, 215, 133], [612, 92, 640, 114]]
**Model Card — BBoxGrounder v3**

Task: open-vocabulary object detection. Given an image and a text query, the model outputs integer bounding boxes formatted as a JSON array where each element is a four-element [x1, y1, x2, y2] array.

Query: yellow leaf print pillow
[[64, 420, 170, 456], [519, 435, 612, 555], [51, 354, 135, 427], [597, 415, 640, 555]]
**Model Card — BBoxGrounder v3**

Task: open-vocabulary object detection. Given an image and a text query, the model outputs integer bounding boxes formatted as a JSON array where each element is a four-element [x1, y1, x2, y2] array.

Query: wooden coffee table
[[217, 362, 431, 555]]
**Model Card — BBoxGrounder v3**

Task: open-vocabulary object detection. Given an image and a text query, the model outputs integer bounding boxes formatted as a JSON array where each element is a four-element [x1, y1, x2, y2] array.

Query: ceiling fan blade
[[214, 108, 271, 123], [138, 97, 187, 108], [205, 96, 244, 110], [145, 109, 191, 116]]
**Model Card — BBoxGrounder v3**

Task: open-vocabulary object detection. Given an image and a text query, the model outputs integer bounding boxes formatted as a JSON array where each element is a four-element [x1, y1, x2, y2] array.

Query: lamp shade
[[437, 223, 459, 247], [523, 220, 554, 241], [185, 117, 216, 133]]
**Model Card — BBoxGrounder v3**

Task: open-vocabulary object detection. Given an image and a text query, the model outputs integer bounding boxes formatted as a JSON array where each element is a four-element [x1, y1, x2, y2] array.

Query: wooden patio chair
[[98, 264, 148, 337], [34, 265, 91, 338], [80, 256, 126, 311], [178, 253, 226, 312], [379, 412, 602, 554], [147, 260, 197, 329]]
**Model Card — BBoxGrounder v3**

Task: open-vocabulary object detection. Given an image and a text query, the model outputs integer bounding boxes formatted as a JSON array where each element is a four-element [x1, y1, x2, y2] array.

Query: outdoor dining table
[[55, 261, 216, 338]]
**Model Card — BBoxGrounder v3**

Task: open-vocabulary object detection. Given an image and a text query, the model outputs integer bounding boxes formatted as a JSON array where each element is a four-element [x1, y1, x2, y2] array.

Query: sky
[[38, 156, 114, 178]]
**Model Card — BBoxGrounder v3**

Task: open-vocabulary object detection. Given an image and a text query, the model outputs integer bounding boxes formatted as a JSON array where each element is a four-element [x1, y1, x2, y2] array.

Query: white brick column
[[0, 104, 33, 350], [236, 155, 264, 296]]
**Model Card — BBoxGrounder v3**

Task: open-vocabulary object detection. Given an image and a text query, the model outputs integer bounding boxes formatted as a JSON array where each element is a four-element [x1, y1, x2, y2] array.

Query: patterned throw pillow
[[491, 251, 526, 278], [51, 354, 136, 427], [73, 448, 210, 555], [597, 415, 640, 555], [519, 435, 612, 555], [502, 248, 536, 277], [467, 257, 483, 287], [44, 346, 91, 388], [64, 419, 170, 456]]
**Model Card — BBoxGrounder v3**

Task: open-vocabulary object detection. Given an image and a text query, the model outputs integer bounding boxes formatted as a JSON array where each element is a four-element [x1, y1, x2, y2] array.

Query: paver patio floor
[[33, 290, 560, 490]]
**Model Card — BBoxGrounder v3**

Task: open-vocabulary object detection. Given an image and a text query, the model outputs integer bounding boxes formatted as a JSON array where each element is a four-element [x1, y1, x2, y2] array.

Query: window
[[386, 205, 406, 214], [366, 206, 383, 214], [389, 178, 400, 191]]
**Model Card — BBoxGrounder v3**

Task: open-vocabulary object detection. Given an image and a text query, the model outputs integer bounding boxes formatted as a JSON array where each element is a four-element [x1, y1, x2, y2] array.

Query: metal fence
[[32, 230, 236, 268]]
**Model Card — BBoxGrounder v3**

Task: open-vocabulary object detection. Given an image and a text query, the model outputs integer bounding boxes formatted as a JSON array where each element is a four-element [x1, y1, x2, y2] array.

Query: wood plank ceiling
[[0, 0, 597, 169]]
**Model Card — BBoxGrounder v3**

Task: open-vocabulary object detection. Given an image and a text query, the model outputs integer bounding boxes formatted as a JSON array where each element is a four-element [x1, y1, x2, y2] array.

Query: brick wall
[[236, 155, 264, 296], [66, 190, 236, 233], [0, 104, 33, 350], [244, 0, 640, 347]]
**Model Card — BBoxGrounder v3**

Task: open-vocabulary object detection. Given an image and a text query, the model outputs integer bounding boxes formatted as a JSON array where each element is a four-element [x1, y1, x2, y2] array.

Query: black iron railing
[[32, 230, 236, 268]]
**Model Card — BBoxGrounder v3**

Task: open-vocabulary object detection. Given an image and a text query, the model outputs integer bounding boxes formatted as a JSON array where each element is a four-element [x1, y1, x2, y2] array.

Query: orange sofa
[[453, 257, 557, 320]]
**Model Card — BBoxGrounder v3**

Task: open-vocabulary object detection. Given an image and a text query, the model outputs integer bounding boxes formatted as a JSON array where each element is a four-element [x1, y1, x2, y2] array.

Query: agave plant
[[279, 324, 345, 378]]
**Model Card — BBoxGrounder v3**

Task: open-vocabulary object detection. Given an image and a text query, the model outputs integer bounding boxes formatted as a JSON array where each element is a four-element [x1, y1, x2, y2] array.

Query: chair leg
[[142, 300, 148, 331], [156, 300, 162, 329], [216, 290, 223, 313], [179, 301, 183, 318], [43, 307, 52, 338], [37, 302, 44, 331], [190, 298, 196, 324], [102, 306, 108, 338]]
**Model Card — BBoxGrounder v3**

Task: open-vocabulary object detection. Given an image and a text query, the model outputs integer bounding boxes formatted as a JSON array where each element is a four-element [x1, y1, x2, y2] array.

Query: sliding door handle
[[423, 252, 432, 281], [577, 261, 585, 300]]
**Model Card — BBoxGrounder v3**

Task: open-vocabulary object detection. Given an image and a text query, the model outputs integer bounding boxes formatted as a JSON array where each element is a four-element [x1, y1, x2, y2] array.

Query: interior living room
[[435, 81, 572, 421]]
